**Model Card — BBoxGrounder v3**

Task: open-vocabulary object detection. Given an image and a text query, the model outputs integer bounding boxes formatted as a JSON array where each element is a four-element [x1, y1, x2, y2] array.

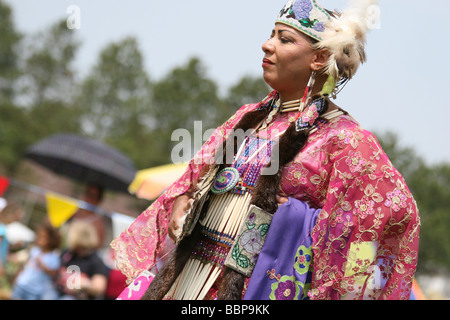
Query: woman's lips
[[262, 58, 274, 67]]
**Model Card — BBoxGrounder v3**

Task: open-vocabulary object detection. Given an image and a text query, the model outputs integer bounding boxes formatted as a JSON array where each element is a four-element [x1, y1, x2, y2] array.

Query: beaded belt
[[191, 226, 235, 268]]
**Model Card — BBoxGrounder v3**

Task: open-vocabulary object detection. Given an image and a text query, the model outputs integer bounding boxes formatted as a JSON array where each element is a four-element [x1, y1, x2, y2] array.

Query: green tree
[[17, 19, 82, 143], [409, 163, 450, 272], [16, 20, 82, 170], [151, 57, 222, 165], [0, 0, 21, 103], [76, 37, 153, 169], [0, 1, 23, 173], [0, 102, 29, 173], [19, 20, 80, 109], [0, 17, 83, 173], [224, 75, 270, 119]]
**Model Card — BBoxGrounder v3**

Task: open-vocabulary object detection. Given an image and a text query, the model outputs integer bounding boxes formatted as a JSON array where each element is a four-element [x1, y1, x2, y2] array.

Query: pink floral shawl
[[111, 91, 420, 300]]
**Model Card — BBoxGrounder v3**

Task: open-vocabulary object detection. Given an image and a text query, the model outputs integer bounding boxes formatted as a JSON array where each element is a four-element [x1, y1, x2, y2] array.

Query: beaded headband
[[276, 0, 332, 42], [276, 0, 380, 81]]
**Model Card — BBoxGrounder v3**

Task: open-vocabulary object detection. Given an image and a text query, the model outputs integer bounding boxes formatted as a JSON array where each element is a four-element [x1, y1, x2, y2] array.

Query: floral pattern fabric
[[225, 205, 273, 277], [111, 90, 420, 299], [244, 198, 320, 300], [277, 104, 420, 299], [291, 0, 326, 32], [277, 0, 330, 41]]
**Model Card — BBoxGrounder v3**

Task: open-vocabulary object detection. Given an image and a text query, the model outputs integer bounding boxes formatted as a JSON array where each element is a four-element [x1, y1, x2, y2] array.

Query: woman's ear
[[311, 48, 330, 71]]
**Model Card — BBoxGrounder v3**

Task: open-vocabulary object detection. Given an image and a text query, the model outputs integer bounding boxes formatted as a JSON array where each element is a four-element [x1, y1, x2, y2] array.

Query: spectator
[[71, 184, 107, 248], [57, 219, 108, 299], [11, 221, 61, 300], [0, 202, 23, 286]]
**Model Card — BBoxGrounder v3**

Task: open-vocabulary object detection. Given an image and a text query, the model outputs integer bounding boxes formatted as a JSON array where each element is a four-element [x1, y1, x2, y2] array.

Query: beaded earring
[[295, 97, 327, 132], [297, 69, 317, 115], [294, 69, 332, 132]]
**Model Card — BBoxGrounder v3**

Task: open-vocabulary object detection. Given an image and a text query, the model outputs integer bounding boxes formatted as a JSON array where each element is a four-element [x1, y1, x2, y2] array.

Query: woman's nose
[[262, 38, 275, 54]]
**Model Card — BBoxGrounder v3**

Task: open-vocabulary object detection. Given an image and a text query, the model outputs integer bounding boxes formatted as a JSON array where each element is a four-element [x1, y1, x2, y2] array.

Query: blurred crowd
[[0, 193, 128, 300]]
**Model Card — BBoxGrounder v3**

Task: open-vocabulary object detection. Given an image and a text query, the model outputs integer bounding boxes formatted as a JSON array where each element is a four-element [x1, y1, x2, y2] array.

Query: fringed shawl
[[111, 91, 420, 299]]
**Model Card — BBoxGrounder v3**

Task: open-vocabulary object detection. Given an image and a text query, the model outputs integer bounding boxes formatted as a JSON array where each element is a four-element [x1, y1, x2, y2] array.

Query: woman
[[111, 0, 420, 300], [58, 220, 109, 299], [71, 184, 107, 249]]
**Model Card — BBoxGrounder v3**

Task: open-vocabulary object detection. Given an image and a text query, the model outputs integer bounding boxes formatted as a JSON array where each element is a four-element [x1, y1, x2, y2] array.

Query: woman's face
[[262, 23, 316, 96]]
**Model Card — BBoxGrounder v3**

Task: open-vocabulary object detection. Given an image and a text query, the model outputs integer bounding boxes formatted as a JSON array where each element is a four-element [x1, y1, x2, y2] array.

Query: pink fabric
[[111, 91, 420, 299], [110, 93, 275, 282], [116, 270, 154, 300], [279, 113, 420, 299]]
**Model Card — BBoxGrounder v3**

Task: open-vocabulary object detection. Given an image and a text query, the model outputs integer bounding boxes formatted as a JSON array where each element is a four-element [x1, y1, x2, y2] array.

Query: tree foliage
[[0, 1, 21, 103], [19, 20, 79, 108]]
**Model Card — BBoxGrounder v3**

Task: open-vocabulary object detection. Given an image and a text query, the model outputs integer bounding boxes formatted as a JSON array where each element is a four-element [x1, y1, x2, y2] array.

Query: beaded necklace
[[211, 127, 283, 196]]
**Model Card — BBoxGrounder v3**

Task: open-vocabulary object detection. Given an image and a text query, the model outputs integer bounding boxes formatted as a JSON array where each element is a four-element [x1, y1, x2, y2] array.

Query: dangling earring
[[295, 69, 328, 132], [298, 69, 317, 114]]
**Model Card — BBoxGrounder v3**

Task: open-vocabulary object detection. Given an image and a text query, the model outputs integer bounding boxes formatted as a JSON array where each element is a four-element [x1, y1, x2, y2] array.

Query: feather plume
[[315, 0, 379, 80]]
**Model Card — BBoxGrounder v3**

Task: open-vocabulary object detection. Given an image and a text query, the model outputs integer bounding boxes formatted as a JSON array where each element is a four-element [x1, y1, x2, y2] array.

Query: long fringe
[[143, 96, 327, 300], [215, 109, 315, 300]]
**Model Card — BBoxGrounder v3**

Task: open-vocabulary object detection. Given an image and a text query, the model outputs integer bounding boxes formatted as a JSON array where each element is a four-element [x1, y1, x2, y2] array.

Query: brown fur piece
[[235, 108, 270, 132], [217, 269, 245, 300], [251, 123, 309, 213]]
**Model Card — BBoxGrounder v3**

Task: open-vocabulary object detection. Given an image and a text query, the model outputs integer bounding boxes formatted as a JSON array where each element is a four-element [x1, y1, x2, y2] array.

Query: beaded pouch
[[224, 205, 273, 277]]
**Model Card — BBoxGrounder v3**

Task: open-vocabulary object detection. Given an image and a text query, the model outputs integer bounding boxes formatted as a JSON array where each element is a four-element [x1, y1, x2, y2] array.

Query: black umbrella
[[24, 133, 137, 193]]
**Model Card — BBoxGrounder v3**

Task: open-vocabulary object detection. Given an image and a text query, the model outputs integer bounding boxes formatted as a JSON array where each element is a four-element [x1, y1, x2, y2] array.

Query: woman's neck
[[278, 73, 328, 104], [278, 90, 339, 113], [279, 92, 302, 104], [279, 89, 318, 105]]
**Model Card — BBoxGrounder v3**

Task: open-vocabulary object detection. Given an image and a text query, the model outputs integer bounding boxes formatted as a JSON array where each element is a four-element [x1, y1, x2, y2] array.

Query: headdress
[[277, 0, 380, 90]]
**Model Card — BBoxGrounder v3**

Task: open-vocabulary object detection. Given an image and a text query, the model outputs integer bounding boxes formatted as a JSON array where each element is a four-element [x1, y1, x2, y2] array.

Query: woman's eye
[[280, 38, 291, 44]]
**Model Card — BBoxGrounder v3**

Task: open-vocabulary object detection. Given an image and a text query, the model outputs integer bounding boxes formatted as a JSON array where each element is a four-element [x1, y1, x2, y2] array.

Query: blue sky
[[6, 0, 450, 165]]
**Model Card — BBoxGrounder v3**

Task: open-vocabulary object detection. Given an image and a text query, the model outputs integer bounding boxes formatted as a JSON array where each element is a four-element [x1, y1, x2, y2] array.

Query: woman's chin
[[262, 74, 277, 91]]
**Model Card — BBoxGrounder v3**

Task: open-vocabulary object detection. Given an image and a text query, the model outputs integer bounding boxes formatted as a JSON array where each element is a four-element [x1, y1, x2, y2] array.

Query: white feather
[[315, 0, 379, 80]]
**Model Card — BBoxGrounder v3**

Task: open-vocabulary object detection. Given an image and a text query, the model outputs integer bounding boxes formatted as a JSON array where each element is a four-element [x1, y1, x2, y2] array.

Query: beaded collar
[[259, 96, 343, 132]]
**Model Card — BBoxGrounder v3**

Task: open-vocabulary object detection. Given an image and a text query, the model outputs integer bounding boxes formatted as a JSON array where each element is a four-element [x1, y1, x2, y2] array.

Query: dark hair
[[38, 221, 61, 251]]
